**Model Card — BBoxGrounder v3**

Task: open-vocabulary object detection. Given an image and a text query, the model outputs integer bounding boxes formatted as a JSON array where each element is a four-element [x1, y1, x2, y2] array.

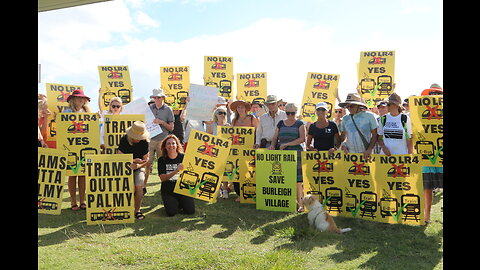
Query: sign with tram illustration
[[302, 152, 425, 225], [204, 56, 234, 99], [160, 66, 190, 110], [174, 130, 231, 202], [98, 65, 133, 111], [236, 72, 267, 104], [357, 51, 395, 108], [300, 72, 339, 122], [409, 95, 443, 167], [38, 147, 68, 215], [85, 154, 135, 225]]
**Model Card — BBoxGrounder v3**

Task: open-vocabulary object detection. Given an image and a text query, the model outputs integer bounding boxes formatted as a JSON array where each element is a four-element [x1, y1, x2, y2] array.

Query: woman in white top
[[377, 93, 413, 155], [99, 97, 123, 151]]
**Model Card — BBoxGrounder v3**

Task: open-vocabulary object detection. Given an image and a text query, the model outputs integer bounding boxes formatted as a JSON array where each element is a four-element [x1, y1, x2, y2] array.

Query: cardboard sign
[[236, 72, 267, 104], [300, 72, 340, 122], [160, 66, 190, 110], [204, 56, 234, 99], [103, 114, 145, 154], [45, 83, 83, 142], [358, 51, 395, 107], [98, 66, 133, 111], [255, 149, 297, 212], [85, 154, 135, 225], [186, 84, 219, 121], [56, 113, 101, 176], [174, 130, 231, 202], [38, 147, 68, 215], [121, 97, 162, 138], [408, 95, 443, 167]]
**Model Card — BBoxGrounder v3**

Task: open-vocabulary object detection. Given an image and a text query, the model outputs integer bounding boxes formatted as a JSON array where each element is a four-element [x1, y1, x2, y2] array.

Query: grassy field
[[38, 166, 443, 270]]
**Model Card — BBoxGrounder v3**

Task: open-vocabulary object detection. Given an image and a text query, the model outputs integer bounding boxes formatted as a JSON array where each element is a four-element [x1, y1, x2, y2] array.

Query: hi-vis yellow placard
[[302, 152, 425, 225], [236, 72, 267, 104], [216, 126, 255, 148], [85, 154, 134, 225], [103, 114, 145, 154], [98, 66, 133, 111], [174, 130, 231, 202], [409, 95, 443, 167], [300, 72, 339, 122], [56, 113, 101, 176], [238, 148, 256, 204], [38, 147, 68, 215], [358, 51, 395, 108], [160, 66, 190, 110], [45, 83, 83, 142], [204, 56, 234, 99]]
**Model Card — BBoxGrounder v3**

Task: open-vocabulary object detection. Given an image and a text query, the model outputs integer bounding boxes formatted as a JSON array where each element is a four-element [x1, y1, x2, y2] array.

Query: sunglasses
[[217, 111, 226, 115], [285, 111, 296, 116], [335, 110, 342, 113], [278, 104, 286, 107], [111, 105, 121, 109], [316, 108, 326, 112]]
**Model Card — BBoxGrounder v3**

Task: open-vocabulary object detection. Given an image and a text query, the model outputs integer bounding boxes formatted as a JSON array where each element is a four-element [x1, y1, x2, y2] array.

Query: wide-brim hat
[[229, 100, 251, 112], [150, 88, 166, 98], [67, 89, 91, 102], [126, 121, 150, 141], [338, 93, 367, 108], [265, 95, 279, 104], [387, 92, 405, 110]]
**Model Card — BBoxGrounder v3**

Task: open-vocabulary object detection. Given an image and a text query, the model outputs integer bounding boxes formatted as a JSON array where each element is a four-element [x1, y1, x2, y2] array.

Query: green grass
[[39, 165, 443, 270]]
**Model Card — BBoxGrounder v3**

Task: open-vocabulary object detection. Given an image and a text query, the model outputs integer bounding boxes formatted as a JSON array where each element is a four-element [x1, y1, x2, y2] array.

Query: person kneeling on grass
[[158, 134, 195, 217], [117, 121, 150, 220]]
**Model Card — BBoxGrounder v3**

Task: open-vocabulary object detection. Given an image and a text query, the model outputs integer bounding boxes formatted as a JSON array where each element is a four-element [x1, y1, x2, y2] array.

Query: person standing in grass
[[306, 102, 341, 154], [158, 134, 195, 217], [117, 121, 150, 220], [63, 89, 92, 211]]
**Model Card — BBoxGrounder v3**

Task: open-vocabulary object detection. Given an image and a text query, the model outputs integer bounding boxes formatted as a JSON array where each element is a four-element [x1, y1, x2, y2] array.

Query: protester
[[38, 94, 51, 148], [277, 99, 287, 111], [117, 121, 150, 220], [146, 88, 175, 194], [206, 106, 229, 136], [63, 89, 92, 211], [254, 95, 287, 149], [269, 103, 306, 212], [99, 97, 123, 151], [217, 96, 233, 124], [333, 105, 345, 127], [230, 100, 259, 201], [158, 134, 195, 217], [172, 109, 186, 144], [306, 102, 341, 154], [338, 93, 379, 160], [420, 84, 444, 224], [377, 93, 413, 155], [402, 98, 410, 115], [250, 101, 265, 118]]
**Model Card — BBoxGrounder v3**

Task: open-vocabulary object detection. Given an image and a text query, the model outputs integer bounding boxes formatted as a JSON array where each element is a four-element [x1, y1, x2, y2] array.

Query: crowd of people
[[38, 84, 443, 224]]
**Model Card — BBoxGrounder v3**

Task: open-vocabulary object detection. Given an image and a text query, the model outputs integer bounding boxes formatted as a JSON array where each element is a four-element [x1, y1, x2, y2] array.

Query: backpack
[[380, 114, 410, 139]]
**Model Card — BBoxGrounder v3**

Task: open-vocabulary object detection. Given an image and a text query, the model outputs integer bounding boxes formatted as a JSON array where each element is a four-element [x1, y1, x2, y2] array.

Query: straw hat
[[67, 89, 91, 102], [338, 93, 367, 108], [230, 100, 251, 112], [126, 121, 150, 141]]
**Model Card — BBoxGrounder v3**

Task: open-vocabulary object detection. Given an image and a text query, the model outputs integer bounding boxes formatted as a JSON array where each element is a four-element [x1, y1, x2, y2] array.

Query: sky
[[38, 0, 443, 108]]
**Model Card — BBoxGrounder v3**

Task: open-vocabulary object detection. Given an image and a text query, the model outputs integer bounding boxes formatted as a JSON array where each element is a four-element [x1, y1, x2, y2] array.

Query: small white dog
[[302, 194, 352, 233]]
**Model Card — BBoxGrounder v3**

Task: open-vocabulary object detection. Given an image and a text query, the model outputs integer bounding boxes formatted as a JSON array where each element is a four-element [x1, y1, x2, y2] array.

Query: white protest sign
[[122, 97, 162, 138], [186, 84, 218, 121]]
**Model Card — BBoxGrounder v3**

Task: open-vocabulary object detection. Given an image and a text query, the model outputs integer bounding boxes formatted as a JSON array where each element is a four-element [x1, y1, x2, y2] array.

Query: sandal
[[71, 204, 80, 211], [297, 206, 305, 213], [80, 203, 87, 210], [135, 212, 145, 220]]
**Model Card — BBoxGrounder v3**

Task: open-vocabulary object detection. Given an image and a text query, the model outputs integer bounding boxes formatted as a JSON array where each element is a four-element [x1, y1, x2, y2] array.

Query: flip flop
[[135, 212, 145, 220], [80, 203, 87, 210], [71, 204, 80, 211]]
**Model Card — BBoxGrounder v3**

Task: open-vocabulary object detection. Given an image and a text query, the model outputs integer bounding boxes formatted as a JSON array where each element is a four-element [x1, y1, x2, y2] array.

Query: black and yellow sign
[[98, 66, 133, 111], [204, 56, 234, 99], [300, 72, 339, 122], [236, 72, 267, 103], [358, 51, 395, 107], [103, 114, 145, 154], [38, 147, 68, 215], [160, 66, 190, 110]]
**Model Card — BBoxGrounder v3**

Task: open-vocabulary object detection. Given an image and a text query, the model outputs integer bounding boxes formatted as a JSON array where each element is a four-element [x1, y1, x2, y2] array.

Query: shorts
[[148, 139, 162, 163], [134, 168, 146, 186], [422, 166, 443, 190]]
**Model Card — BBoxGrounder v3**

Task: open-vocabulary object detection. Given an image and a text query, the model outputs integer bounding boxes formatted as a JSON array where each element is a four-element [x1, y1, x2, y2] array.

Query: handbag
[[350, 114, 370, 150]]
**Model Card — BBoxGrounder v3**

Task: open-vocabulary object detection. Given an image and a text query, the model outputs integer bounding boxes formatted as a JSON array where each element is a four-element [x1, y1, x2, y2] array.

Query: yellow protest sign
[[103, 114, 145, 154], [374, 154, 424, 225], [223, 146, 242, 183], [85, 154, 134, 225], [216, 126, 255, 148], [204, 56, 234, 99], [174, 130, 231, 202], [239, 148, 256, 204], [56, 113, 101, 176], [98, 66, 133, 111], [409, 95, 443, 167], [38, 147, 68, 215], [255, 149, 297, 212], [300, 72, 339, 122], [358, 51, 395, 107], [236, 72, 267, 103], [45, 83, 83, 142], [160, 66, 190, 110]]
